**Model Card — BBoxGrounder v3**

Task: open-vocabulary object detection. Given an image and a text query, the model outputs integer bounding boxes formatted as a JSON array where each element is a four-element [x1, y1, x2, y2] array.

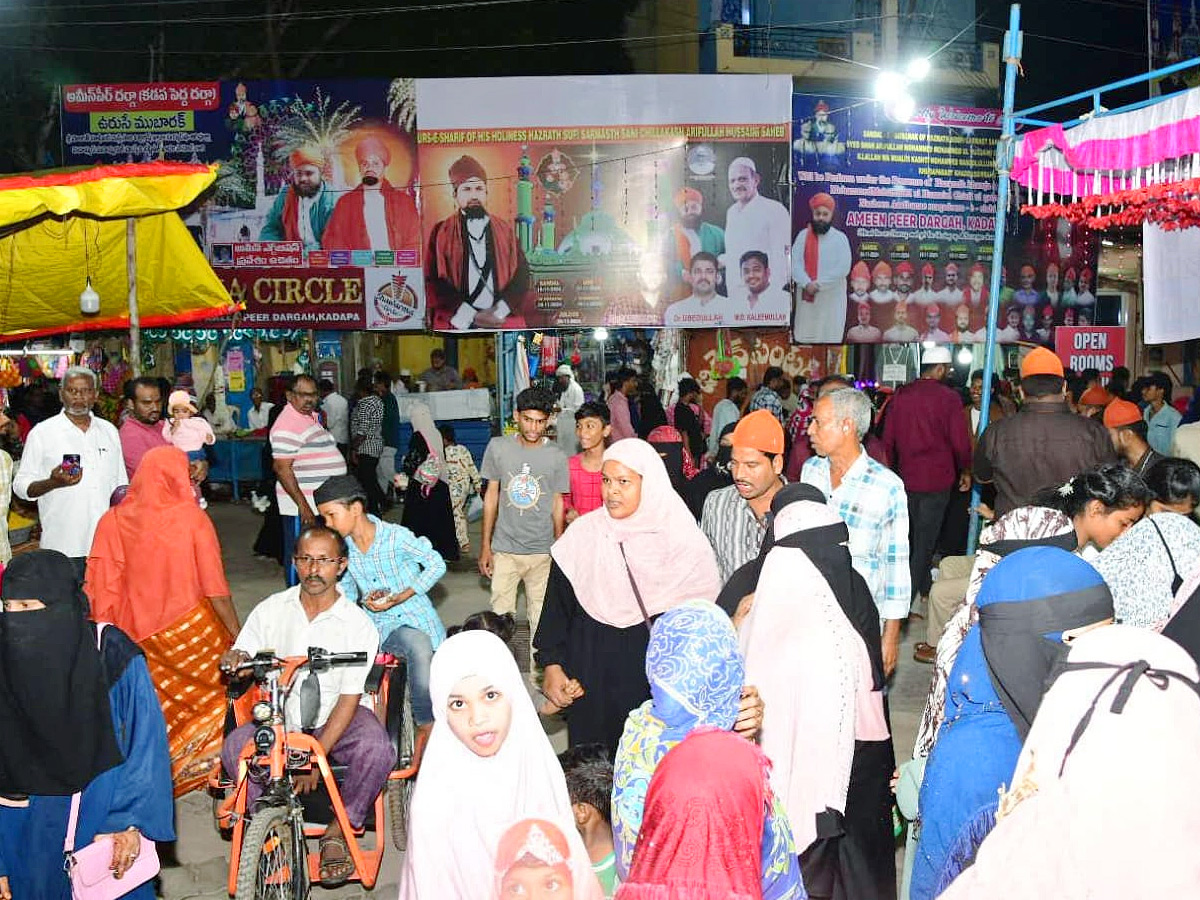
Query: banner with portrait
[[791, 94, 1000, 346], [61, 78, 427, 330], [416, 74, 792, 330]]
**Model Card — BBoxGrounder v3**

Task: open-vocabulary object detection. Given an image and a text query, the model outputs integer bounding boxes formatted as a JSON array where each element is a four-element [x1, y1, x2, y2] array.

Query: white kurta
[[723, 193, 792, 292], [363, 189, 390, 250], [791, 225, 852, 343]]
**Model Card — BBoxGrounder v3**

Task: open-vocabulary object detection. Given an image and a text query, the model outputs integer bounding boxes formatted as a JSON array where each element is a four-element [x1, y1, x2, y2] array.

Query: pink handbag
[[63, 624, 160, 900]]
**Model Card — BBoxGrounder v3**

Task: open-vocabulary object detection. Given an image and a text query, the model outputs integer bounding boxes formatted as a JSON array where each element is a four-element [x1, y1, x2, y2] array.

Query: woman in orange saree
[[85, 445, 240, 796]]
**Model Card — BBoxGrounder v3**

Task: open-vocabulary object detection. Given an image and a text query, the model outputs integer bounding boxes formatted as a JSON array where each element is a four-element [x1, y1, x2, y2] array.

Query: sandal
[[318, 834, 355, 886]]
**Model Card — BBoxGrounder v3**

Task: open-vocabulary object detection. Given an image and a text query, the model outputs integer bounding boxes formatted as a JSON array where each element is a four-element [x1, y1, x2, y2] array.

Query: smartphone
[[62, 454, 82, 478]]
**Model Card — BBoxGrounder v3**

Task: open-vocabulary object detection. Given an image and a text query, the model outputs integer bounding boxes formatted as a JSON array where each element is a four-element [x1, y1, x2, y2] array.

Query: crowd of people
[[4, 344, 1200, 899]]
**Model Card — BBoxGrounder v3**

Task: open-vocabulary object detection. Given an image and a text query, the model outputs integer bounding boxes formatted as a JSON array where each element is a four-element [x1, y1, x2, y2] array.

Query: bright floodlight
[[957, 347, 974, 366], [906, 57, 931, 81], [593, 327, 609, 341], [885, 92, 917, 124], [873, 70, 907, 103]]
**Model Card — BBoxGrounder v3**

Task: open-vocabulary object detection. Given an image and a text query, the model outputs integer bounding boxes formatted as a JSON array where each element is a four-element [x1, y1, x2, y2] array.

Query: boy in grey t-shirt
[[479, 387, 570, 653]]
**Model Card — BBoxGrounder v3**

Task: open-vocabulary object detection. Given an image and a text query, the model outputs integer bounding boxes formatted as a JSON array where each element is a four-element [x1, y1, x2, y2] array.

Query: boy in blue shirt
[[315, 475, 447, 737]]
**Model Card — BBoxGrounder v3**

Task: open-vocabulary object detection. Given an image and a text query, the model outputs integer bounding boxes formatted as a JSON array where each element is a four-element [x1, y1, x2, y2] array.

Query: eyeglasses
[[292, 555, 343, 568]]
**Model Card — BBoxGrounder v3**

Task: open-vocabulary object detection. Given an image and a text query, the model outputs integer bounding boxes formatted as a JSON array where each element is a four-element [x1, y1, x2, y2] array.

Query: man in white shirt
[[791, 191, 852, 343], [320, 379, 350, 457], [13, 367, 126, 579], [219, 526, 395, 873], [554, 364, 586, 455], [246, 386, 275, 432], [664, 252, 724, 327], [722, 157, 791, 295], [732, 250, 791, 326]]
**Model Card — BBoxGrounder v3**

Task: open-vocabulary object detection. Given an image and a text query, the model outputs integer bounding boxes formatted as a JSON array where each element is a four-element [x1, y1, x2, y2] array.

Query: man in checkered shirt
[[314, 474, 447, 739], [802, 386, 910, 677]]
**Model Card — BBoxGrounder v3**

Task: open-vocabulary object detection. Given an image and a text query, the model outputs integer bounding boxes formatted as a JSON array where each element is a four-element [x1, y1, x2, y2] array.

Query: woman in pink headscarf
[[534, 438, 722, 751]]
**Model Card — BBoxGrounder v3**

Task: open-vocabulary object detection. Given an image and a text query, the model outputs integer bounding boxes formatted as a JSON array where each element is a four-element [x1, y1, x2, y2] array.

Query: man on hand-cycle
[[219, 526, 395, 885]]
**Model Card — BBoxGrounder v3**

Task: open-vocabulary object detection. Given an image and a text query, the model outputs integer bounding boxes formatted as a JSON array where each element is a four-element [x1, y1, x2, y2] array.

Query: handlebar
[[226, 647, 369, 677]]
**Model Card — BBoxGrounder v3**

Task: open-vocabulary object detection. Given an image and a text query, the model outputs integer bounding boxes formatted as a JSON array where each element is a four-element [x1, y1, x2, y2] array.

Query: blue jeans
[[381, 625, 434, 725]]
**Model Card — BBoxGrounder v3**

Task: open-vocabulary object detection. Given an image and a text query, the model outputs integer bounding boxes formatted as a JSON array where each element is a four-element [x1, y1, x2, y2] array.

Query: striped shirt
[[350, 394, 384, 458], [801, 450, 911, 621], [340, 516, 448, 648], [701, 483, 775, 584], [270, 402, 347, 516]]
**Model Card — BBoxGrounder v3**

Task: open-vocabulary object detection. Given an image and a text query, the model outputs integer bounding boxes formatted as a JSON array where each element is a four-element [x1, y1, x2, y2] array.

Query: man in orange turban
[[670, 186, 725, 294], [322, 133, 421, 253], [790, 189, 851, 342], [259, 144, 335, 248]]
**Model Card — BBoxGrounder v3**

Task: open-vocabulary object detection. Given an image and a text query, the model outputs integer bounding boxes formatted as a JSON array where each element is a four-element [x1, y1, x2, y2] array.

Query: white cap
[[922, 346, 952, 366], [555, 364, 573, 377]]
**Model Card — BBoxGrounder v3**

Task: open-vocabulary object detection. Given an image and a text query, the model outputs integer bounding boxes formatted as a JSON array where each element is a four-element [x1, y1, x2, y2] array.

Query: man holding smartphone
[[14, 367, 126, 580]]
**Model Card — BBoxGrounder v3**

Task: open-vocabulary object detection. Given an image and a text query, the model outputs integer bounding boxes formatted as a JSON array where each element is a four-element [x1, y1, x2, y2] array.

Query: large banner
[[791, 95, 1000, 345], [62, 78, 427, 330], [416, 75, 792, 331]]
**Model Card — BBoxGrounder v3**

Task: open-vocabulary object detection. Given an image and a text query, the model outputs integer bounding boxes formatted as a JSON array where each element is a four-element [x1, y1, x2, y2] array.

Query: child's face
[[171, 404, 194, 419], [575, 416, 609, 452], [499, 863, 572, 898], [446, 675, 512, 758]]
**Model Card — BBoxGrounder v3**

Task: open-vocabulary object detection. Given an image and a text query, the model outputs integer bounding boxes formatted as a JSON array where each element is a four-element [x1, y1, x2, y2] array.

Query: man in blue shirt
[[1142, 371, 1183, 456], [315, 475, 447, 736]]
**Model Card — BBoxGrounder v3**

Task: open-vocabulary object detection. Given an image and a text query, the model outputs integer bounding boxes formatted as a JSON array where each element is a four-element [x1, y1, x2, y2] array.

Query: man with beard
[[664, 252, 724, 327], [670, 187, 724, 288], [13, 367, 126, 579], [937, 263, 962, 303], [322, 135, 421, 253], [723, 157, 791, 295], [921, 305, 951, 343], [427, 155, 532, 330], [118, 376, 169, 477], [733, 250, 790, 325], [259, 146, 336, 249], [882, 300, 920, 343], [792, 192, 852, 343], [894, 260, 915, 299], [911, 262, 940, 305]]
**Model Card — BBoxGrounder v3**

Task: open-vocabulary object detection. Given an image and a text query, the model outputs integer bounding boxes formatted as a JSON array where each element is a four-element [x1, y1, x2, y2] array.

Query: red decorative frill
[[1020, 176, 1200, 231]]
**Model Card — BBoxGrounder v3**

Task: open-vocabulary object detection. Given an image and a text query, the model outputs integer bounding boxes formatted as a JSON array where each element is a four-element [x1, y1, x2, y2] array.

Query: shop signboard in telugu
[[685, 330, 843, 413], [1054, 326, 1126, 381], [791, 94, 1000, 346], [61, 78, 424, 332], [416, 74, 793, 330]]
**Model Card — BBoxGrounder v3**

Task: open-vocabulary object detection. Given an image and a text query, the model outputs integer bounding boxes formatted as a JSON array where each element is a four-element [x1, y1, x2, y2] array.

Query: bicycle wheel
[[235, 805, 308, 900], [387, 665, 416, 851]]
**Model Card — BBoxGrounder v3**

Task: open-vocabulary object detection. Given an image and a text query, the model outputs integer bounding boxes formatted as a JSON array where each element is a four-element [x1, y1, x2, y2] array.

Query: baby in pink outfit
[[163, 390, 214, 507]]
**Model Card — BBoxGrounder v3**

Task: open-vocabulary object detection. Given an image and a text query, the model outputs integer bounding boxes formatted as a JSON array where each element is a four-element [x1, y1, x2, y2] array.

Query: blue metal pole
[[967, 2, 1022, 553]]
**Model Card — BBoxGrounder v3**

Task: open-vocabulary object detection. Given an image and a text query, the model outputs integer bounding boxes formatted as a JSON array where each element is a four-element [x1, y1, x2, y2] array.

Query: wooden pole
[[126, 218, 142, 377]]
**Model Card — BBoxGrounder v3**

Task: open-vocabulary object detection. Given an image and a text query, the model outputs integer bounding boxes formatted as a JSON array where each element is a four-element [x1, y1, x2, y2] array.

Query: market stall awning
[[0, 161, 234, 340]]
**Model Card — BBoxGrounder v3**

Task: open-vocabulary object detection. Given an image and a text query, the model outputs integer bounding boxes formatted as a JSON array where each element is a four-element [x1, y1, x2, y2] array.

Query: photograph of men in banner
[[205, 79, 421, 259], [791, 191, 852, 344]]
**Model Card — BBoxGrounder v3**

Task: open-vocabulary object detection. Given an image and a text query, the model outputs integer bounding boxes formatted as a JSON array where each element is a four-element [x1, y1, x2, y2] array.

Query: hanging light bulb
[[956, 347, 974, 366], [593, 327, 609, 342], [79, 277, 100, 315], [873, 70, 908, 104]]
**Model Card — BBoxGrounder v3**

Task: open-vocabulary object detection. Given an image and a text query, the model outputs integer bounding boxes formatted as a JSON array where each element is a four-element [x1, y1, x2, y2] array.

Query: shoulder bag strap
[[65, 623, 108, 856], [617, 543, 653, 628], [1149, 517, 1184, 594]]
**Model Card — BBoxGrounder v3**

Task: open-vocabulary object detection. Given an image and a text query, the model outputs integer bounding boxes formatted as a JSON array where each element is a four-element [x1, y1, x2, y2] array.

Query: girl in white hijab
[[399, 630, 602, 899]]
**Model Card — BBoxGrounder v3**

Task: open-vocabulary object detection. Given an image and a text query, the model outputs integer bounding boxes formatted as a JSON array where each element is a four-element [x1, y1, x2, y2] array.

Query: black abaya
[[533, 561, 651, 753], [399, 435, 460, 561]]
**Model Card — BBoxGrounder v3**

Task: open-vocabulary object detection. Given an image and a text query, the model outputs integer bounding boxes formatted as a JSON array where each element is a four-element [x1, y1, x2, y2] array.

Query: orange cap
[[1103, 398, 1143, 428], [731, 409, 785, 455], [1079, 386, 1113, 407], [1020, 346, 1064, 379]]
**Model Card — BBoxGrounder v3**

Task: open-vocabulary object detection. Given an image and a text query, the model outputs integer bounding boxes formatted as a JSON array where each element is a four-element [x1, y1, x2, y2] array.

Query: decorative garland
[[1021, 176, 1200, 231]]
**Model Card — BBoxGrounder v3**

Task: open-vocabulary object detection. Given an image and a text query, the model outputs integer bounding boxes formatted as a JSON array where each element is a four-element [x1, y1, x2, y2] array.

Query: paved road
[[161, 499, 932, 898]]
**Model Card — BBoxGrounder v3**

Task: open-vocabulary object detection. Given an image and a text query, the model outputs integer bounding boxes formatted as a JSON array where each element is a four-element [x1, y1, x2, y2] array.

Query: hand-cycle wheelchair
[[208, 647, 427, 899]]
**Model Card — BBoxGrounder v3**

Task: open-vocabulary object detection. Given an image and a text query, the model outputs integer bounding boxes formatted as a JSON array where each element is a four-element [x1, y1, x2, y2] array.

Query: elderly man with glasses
[[219, 525, 394, 885], [13, 367, 126, 581]]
